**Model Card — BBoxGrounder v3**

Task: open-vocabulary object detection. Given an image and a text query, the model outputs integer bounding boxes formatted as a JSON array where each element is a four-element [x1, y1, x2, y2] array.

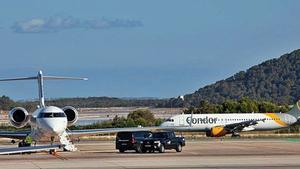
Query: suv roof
[[117, 131, 152, 139]]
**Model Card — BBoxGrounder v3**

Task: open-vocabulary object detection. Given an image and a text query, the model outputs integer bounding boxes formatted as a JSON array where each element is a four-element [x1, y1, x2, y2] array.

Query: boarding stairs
[[59, 131, 77, 151]]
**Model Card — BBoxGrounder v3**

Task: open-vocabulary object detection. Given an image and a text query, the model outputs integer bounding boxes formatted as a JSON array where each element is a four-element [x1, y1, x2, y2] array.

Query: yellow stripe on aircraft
[[264, 113, 288, 127]]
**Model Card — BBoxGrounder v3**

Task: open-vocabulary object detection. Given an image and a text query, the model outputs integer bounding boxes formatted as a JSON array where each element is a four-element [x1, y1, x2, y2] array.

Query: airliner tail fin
[[286, 101, 300, 120]]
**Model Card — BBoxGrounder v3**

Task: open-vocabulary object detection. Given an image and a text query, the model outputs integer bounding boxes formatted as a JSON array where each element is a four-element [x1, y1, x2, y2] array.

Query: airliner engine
[[62, 106, 78, 126], [206, 126, 228, 137], [9, 107, 30, 128]]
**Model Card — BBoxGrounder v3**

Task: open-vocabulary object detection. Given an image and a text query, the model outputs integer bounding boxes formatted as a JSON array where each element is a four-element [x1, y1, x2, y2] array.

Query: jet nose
[[50, 126, 64, 134], [43, 119, 66, 135]]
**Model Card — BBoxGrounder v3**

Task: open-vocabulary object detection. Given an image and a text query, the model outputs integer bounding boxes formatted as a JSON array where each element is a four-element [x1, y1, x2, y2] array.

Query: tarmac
[[0, 138, 300, 169]]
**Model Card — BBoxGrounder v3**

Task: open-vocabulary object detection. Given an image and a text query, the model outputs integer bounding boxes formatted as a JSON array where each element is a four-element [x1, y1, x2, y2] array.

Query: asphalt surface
[[0, 138, 300, 169]]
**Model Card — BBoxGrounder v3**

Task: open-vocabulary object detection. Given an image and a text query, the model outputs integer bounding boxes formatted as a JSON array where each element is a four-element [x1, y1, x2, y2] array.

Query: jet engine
[[9, 107, 30, 128], [62, 106, 78, 126], [206, 126, 228, 137]]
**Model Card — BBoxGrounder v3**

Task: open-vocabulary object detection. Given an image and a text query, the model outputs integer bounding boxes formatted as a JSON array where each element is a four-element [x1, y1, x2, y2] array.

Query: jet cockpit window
[[38, 112, 66, 118]]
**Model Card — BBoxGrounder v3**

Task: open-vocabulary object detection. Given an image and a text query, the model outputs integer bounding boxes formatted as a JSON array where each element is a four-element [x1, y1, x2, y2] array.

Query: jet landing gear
[[17, 140, 32, 154], [18, 135, 33, 147], [18, 140, 31, 147], [49, 149, 57, 155]]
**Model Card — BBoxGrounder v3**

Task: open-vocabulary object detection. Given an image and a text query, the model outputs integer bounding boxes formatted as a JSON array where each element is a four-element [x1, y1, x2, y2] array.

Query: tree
[[112, 116, 127, 128], [126, 118, 136, 127], [0, 96, 15, 110], [127, 109, 155, 126], [258, 101, 277, 113], [238, 97, 258, 113], [222, 100, 239, 113]]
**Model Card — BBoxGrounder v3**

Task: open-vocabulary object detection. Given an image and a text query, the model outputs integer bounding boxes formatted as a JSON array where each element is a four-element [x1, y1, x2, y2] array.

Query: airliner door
[[179, 115, 185, 126]]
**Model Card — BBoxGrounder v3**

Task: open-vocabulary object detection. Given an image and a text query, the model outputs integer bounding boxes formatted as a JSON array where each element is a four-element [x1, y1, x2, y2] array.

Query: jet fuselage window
[[38, 112, 66, 118]]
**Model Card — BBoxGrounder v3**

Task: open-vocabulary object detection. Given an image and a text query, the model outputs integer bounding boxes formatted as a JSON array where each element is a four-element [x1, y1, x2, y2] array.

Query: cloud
[[11, 16, 143, 33]]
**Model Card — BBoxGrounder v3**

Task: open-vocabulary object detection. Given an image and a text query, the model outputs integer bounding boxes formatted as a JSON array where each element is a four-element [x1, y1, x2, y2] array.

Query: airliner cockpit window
[[165, 118, 174, 122]]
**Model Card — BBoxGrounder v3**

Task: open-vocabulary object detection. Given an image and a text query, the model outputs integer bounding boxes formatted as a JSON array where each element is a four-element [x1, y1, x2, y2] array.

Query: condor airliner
[[0, 71, 152, 154], [160, 103, 300, 137]]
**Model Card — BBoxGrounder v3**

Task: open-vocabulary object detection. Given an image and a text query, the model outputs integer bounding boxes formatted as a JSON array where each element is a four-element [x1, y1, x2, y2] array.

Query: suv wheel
[[176, 144, 182, 152], [159, 144, 165, 153]]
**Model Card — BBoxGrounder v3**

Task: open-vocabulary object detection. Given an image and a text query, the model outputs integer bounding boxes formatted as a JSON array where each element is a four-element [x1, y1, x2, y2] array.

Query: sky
[[0, 0, 300, 100]]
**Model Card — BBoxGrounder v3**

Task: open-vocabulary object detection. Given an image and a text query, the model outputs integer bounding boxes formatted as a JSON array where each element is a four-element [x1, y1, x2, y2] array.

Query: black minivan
[[116, 131, 152, 153]]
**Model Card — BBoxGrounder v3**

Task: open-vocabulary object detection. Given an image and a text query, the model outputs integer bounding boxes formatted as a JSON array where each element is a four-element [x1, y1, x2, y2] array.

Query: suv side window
[[133, 131, 151, 138], [117, 132, 132, 140], [169, 132, 175, 139], [163, 133, 169, 139]]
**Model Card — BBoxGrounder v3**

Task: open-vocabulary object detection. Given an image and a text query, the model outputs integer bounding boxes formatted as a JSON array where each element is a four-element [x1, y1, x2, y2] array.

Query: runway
[[0, 138, 300, 169]]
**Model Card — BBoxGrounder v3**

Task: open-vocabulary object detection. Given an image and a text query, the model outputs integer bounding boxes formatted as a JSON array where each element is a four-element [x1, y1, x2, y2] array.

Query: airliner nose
[[160, 122, 166, 127], [160, 121, 170, 127]]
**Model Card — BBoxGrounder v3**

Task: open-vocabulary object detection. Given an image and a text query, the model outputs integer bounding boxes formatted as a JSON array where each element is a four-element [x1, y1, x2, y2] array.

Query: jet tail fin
[[0, 71, 87, 108]]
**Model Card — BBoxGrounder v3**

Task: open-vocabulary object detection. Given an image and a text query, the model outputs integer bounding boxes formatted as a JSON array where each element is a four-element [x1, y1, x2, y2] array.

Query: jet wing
[[0, 144, 62, 155], [224, 119, 265, 133], [68, 127, 159, 136], [0, 131, 30, 140]]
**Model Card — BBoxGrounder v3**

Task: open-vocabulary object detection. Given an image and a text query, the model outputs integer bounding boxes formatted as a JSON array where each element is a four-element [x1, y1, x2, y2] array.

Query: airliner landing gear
[[50, 136, 55, 145], [231, 132, 240, 138]]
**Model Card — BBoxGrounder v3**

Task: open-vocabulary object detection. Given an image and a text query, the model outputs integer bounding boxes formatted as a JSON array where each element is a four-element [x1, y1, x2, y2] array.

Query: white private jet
[[160, 103, 300, 137], [0, 71, 153, 154]]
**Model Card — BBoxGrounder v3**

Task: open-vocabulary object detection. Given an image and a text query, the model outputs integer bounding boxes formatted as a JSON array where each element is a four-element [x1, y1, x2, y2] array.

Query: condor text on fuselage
[[186, 116, 218, 125]]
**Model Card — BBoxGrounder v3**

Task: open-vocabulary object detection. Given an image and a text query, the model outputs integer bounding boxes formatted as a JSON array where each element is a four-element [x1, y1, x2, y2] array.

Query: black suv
[[148, 131, 185, 153], [116, 131, 153, 153]]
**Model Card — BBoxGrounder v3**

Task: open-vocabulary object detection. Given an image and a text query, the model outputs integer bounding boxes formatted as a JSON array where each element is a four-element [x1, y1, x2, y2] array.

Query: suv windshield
[[117, 132, 132, 139], [133, 132, 152, 138]]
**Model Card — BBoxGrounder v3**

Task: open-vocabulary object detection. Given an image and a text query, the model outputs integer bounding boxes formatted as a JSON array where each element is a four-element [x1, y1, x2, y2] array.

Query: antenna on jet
[[0, 70, 88, 108]]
